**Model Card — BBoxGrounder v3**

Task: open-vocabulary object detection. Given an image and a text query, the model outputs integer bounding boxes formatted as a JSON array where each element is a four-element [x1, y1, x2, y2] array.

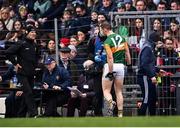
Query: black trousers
[[67, 97, 92, 117], [5, 91, 27, 118], [93, 73, 103, 116], [17, 75, 37, 117], [137, 75, 157, 115], [43, 91, 69, 117]]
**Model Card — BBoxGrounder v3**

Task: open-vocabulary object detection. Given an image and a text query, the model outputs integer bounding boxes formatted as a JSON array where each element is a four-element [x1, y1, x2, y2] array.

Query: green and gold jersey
[[104, 33, 128, 64]]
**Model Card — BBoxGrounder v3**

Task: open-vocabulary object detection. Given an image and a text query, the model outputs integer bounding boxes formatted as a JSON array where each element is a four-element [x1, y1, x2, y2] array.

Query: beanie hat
[[117, 2, 125, 8], [68, 44, 77, 53], [149, 32, 160, 42], [26, 26, 36, 34], [60, 38, 70, 47]]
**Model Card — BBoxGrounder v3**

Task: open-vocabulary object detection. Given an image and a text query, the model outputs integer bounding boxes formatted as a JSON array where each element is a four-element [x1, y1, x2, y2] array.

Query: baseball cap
[[44, 57, 55, 65], [59, 47, 71, 53]]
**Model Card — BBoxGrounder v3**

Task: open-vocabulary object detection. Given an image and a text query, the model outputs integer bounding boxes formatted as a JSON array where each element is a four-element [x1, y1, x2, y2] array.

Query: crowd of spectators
[[0, 0, 179, 117]]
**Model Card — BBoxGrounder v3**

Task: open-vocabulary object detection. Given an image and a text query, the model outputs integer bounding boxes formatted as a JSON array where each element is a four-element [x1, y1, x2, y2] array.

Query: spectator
[[89, 10, 98, 35], [135, 0, 147, 11], [5, 26, 39, 117], [44, 39, 56, 60], [74, 4, 91, 31], [58, 10, 78, 38], [67, 60, 96, 117], [152, 18, 164, 36], [156, 1, 171, 30], [170, 0, 180, 23], [124, 0, 136, 11], [116, 2, 126, 12], [68, 44, 79, 85], [98, 0, 115, 14], [157, 37, 179, 115], [18, 5, 28, 26], [17, 5, 28, 27], [75, 29, 89, 72], [58, 47, 71, 70], [9, 6, 16, 20], [168, 19, 180, 51], [129, 18, 145, 49], [69, 35, 79, 46], [6, 20, 25, 42], [157, 0, 167, 10], [97, 12, 109, 25], [42, 57, 71, 117], [170, 0, 179, 10], [59, 37, 70, 48], [146, 0, 157, 10], [90, 10, 98, 27], [68, 44, 77, 60], [0, 7, 14, 31], [38, 0, 67, 30], [158, 37, 179, 73]]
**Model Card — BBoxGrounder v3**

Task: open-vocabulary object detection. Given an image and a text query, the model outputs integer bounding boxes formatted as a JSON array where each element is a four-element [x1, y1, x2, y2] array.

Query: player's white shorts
[[102, 63, 125, 80]]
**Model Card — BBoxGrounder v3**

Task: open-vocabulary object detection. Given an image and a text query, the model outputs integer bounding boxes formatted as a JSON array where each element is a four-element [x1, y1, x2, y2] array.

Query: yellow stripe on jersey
[[104, 44, 112, 55], [105, 42, 128, 54]]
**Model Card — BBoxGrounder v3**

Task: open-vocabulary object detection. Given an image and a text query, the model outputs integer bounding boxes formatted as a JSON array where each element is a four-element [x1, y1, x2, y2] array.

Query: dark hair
[[98, 12, 109, 20], [12, 20, 23, 31], [170, 19, 179, 25]]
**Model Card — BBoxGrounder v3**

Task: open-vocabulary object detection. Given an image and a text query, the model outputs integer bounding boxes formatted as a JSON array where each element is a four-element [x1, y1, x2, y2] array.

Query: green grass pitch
[[0, 116, 180, 127]]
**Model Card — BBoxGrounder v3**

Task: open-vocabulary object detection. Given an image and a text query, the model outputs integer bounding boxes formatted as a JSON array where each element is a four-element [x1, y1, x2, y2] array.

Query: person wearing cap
[[137, 32, 164, 116], [116, 2, 126, 12], [124, 0, 136, 11], [59, 47, 71, 70], [42, 57, 71, 117], [5, 26, 39, 117], [59, 37, 70, 48]]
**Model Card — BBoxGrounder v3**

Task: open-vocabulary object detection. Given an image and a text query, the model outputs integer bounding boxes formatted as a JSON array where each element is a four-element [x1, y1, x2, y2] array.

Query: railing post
[[54, 18, 59, 66]]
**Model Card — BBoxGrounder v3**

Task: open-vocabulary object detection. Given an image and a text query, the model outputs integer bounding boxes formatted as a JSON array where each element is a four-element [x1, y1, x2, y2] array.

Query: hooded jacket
[[138, 32, 160, 78]]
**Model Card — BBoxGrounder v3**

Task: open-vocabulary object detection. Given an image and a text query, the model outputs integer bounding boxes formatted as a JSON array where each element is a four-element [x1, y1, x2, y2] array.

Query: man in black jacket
[[67, 60, 96, 117], [5, 26, 39, 117]]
